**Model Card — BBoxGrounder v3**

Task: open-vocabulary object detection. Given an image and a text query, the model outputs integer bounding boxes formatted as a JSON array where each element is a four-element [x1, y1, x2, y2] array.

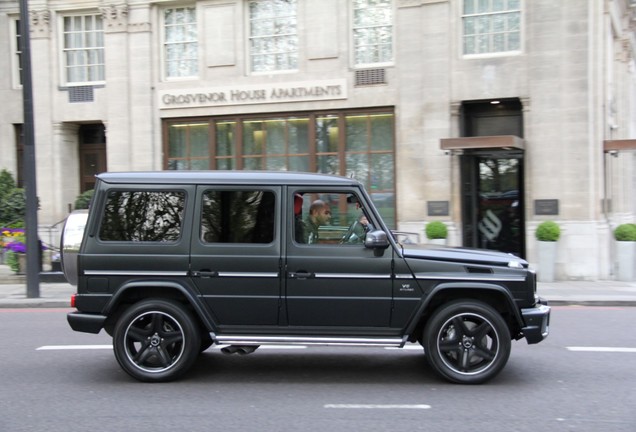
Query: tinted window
[[99, 191, 186, 242], [201, 190, 275, 244]]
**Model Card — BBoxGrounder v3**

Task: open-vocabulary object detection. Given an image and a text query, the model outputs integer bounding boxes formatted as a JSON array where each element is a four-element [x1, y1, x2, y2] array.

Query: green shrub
[[5, 251, 19, 273], [425, 221, 448, 240], [535, 221, 560, 242], [74, 189, 94, 210], [614, 223, 636, 242], [0, 169, 26, 227]]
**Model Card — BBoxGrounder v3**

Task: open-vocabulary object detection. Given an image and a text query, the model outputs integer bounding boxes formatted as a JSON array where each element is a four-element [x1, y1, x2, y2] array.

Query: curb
[[0, 299, 71, 309]]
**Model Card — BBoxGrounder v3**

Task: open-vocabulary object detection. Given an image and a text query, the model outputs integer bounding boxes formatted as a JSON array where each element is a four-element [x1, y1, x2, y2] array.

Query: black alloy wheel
[[113, 299, 201, 382], [423, 300, 511, 384]]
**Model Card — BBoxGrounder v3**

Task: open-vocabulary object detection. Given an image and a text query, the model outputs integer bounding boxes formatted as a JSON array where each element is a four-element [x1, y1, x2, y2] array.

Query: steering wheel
[[340, 220, 364, 244]]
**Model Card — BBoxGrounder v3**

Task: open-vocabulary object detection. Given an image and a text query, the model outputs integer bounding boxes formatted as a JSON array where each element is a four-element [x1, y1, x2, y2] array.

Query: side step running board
[[213, 334, 406, 348]]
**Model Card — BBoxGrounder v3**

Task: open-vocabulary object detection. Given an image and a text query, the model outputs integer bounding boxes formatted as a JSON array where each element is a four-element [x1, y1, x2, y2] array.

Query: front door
[[284, 189, 394, 329], [461, 152, 525, 258], [79, 124, 107, 192]]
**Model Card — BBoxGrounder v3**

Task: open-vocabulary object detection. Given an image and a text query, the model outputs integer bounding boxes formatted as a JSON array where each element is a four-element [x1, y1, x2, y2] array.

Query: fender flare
[[103, 280, 216, 331], [405, 281, 525, 336]]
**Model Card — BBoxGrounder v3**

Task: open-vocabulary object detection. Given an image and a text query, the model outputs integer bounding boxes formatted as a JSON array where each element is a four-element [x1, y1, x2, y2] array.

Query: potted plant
[[425, 221, 448, 245], [614, 223, 636, 281], [535, 221, 560, 282], [2, 227, 26, 274]]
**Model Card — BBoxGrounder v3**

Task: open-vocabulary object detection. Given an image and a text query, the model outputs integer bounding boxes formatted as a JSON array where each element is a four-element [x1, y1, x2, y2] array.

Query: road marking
[[324, 404, 431, 410], [37, 345, 112, 350], [385, 344, 422, 350], [567, 347, 636, 353]]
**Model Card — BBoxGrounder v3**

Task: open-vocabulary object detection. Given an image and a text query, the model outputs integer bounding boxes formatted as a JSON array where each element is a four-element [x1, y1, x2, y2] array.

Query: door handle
[[191, 270, 219, 278], [289, 271, 315, 279]]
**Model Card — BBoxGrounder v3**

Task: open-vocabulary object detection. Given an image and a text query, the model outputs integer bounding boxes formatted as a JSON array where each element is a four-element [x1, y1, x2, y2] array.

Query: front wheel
[[113, 299, 201, 382], [423, 300, 511, 384]]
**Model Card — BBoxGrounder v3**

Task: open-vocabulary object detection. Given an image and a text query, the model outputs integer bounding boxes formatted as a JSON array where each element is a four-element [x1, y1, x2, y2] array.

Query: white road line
[[324, 404, 431, 410], [385, 345, 422, 350], [37, 345, 113, 350], [567, 347, 636, 353]]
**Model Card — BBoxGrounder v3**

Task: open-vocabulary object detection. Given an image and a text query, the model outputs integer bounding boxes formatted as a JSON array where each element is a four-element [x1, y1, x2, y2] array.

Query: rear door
[[190, 186, 282, 328]]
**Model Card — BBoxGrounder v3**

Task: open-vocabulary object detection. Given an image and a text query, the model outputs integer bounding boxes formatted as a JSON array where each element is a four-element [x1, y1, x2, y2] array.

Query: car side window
[[201, 190, 275, 244], [99, 190, 186, 242], [293, 192, 372, 245]]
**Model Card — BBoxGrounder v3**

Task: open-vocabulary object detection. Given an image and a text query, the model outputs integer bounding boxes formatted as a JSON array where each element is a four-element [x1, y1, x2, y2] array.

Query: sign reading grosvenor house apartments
[[158, 79, 347, 109]]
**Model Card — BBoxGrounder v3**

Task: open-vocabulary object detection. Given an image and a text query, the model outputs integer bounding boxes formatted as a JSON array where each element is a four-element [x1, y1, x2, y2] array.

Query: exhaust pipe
[[221, 345, 259, 355]]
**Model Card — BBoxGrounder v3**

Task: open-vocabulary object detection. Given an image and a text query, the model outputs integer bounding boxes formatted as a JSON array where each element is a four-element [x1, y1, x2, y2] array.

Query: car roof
[[96, 170, 362, 187]]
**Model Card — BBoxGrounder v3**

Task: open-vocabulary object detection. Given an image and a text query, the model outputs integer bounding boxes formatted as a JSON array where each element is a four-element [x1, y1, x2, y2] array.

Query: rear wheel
[[423, 300, 511, 384], [113, 299, 201, 382]]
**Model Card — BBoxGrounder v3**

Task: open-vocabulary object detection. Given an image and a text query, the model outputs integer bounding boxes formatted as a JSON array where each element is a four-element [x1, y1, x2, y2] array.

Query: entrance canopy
[[604, 139, 636, 152], [441, 135, 524, 151]]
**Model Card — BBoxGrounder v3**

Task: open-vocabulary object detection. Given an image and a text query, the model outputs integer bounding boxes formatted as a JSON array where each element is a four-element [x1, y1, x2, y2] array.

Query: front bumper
[[67, 311, 106, 334], [520, 297, 551, 344]]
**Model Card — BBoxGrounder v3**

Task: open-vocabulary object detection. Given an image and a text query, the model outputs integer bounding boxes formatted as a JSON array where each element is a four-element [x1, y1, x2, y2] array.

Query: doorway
[[79, 124, 107, 192], [461, 151, 525, 258]]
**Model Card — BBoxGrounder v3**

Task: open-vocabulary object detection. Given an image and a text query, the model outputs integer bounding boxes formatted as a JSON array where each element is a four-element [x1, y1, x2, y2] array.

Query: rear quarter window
[[99, 190, 186, 242]]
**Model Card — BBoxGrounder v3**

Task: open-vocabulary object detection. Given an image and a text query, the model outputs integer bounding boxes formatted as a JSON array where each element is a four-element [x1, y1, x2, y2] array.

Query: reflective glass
[[345, 116, 368, 152]]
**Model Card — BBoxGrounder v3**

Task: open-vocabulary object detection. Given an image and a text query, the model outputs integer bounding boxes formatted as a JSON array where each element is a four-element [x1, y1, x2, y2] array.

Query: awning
[[604, 139, 636, 152], [440, 135, 524, 151]]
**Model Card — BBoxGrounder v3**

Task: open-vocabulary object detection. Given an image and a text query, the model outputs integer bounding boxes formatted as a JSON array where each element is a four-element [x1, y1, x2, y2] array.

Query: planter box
[[428, 238, 447, 246], [537, 241, 557, 282], [616, 241, 636, 281]]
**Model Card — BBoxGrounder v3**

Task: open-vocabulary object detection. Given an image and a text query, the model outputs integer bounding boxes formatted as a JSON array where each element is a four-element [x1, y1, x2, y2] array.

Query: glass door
[[461, 152, 524, 258]]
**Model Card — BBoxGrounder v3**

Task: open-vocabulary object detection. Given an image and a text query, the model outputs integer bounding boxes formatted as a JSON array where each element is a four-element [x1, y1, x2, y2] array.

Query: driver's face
[[315, 205, 331, 225]]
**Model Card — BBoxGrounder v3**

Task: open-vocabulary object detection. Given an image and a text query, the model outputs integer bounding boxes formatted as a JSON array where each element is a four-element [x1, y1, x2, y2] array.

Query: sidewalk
[[1, 264, 636, 308]]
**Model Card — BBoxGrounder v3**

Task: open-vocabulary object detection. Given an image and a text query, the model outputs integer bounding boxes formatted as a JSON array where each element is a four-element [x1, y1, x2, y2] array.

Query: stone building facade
[[0, 0, 635, 280]]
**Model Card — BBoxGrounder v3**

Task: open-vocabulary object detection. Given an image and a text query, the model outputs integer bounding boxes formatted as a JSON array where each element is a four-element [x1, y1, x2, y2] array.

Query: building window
[[164, 110, 396, 227], [352, 0, 393, 67], [11, 19, 22, 87], [62, 14, 105, 85], [166, 122, 210, 170], [248, 0, 298, 73], [164, 7, 198, 78], [462, 0, 521, 55]]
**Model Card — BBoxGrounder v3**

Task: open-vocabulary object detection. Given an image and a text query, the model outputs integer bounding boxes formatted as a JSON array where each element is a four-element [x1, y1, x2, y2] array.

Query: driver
[[303, 199, 332, 244]]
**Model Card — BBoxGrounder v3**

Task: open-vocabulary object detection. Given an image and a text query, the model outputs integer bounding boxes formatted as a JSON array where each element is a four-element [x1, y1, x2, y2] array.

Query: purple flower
[[6, 242, 26, 254]]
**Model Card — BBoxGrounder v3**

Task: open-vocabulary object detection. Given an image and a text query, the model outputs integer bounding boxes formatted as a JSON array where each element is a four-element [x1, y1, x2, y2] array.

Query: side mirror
[[364, 230, 390, 256]]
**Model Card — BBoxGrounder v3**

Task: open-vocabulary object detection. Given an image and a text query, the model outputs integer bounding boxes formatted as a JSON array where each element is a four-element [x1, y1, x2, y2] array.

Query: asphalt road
[[0, 306, 635, 432]]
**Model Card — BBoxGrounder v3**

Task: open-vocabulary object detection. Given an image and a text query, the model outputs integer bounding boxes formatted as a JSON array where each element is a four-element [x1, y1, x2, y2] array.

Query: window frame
[[59, 12, 105, 87], [161, 5, 199, 80], [350, 0, 395, 69], [162, 108, 397, 228], [199, 188, 277, 245], [9, 16, 22, 89], [460, 0, 523, 58], [246, 0, 300, 75], [97, 189, 188, 243], [292, 189, 376, 247]]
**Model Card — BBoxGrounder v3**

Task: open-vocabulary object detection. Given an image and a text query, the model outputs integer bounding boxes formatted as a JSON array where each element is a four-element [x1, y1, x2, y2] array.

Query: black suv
[[63, 171, 550, 384]]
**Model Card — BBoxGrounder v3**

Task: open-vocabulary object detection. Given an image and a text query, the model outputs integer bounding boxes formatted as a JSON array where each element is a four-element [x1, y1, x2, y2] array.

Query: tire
[[423, 300, 511, 384], [113, 299, 201, 382]]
